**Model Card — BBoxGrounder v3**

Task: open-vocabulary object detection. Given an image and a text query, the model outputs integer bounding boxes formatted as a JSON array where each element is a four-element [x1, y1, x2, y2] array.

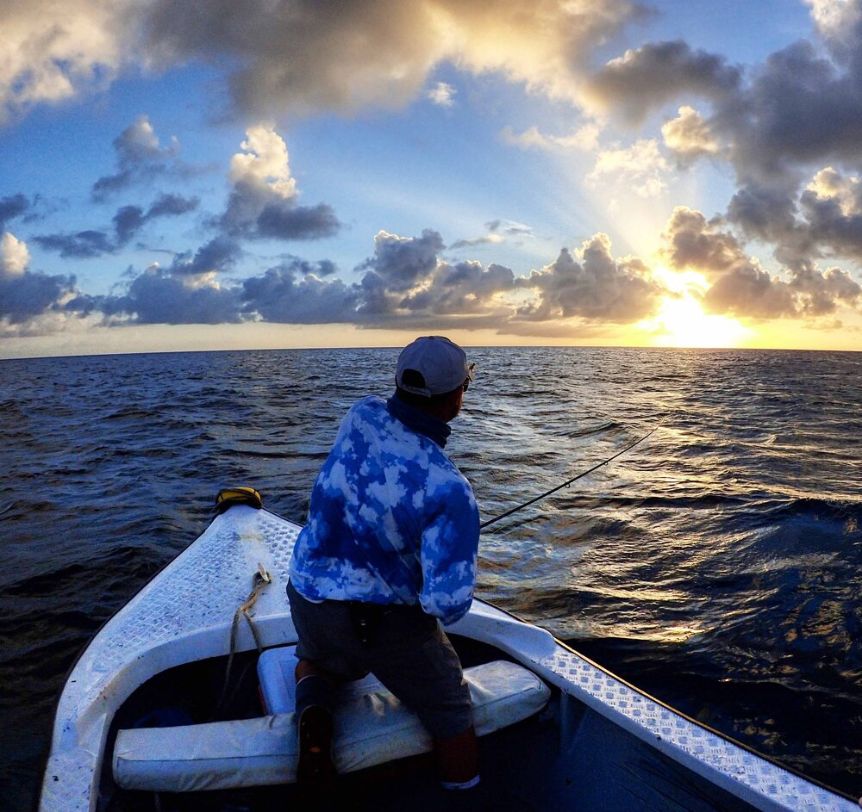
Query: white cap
[[395, 336, 474, 397]]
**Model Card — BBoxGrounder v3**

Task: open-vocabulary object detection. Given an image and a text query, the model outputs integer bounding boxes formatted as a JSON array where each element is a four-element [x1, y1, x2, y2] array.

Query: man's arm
[[418, 485, 480, 625]]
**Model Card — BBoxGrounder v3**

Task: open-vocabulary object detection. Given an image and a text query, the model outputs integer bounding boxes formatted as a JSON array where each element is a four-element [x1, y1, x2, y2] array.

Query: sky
[[3, 0, 862, 357]]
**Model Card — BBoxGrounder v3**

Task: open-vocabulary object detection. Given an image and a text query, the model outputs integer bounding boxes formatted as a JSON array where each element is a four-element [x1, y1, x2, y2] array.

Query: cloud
[[1, 232, 31, 276], [35, 192, 199, 257], [0, 232, 82, 328], [449, 219, 533, 250], [427, 82, 456, 107], [661, 106, 721, 165], [113, 194, 199, 245], [712, 39, 862, 184], [169, 236, 241, 276], [242, 262, 358, 323], [359, 228, 444, 295], [0, 0, 125, 124], [586, 40, 742, 124], [500, 123, 601, 152], [661, 207, 743, 277], [138, 0, 641, 119], [102, 265, 242, 325], [796, 167, 862, 258], [0, 195, 30, 230], [805, 0, 862, 65], [0, 271, 79, 324], [487, 219, 533, 237], [147, 192, 200, 219], [729, 167, 862, 271], [220, 125, 340, 241], [587, 138, 670, 198], [661, 205, 860, 318], [33, 230, 114, 259], [790, 264, 861, 315], [516, 233, 664, 321], [400, 260, 515, 316], [92, 116, 180, 200], [660, 208, 797, 317], [702, 264, 798, 319], [449, 234, 504, 250]]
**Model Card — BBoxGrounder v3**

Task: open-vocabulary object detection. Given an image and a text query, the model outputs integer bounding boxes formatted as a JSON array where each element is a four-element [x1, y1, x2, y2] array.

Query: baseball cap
[[395, 336, 474, 397]]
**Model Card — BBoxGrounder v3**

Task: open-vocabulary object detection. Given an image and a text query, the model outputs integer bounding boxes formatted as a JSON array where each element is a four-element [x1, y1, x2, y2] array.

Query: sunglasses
[[462, 362, 476, 392]]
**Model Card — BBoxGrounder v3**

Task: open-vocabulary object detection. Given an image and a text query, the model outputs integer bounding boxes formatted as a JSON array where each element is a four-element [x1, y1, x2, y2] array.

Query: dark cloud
[[256, 202, 340, 241], [33, 230, 114, 259], [728, 169, 862, 272], [138, 0, 640, 119], [797, 184, 862, 259], [281, 257, 338, 277], [662, 205, 860, 318], [355, 229, 444, 317], [169, 236, 241, 276], [92, 116, 180, 201], [103, 266, 241, 324], [587, 40, 741, 123], [221, 182, 340, 242], [35, 193, 199, 256], [790, 265, 861, 316], [400, 261, 515, 315], [0, 271, 77, 323], [112, 206, 146, 246], [147, 193, 199, 219], [0, 194, 29, 230], [719, 41, 862, 182], [702, 264, 797, 319], [117, 193, 198, 245], [581, 11, 862, 276], [359, 229, 443, 291], [242, 264, 358, 323], [516, 234, 663, 321], [661, 207, 744, 277]]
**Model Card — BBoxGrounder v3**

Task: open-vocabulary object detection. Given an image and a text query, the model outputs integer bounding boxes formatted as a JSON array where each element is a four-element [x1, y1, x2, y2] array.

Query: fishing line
[[480, 422, 663, 530]]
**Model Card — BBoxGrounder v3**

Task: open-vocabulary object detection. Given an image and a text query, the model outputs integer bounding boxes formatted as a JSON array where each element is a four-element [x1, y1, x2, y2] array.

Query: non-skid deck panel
[[40, 507, 300, 812]]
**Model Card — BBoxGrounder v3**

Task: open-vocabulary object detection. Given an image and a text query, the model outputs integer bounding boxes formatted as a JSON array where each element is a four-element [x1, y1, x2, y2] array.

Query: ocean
[[1, 346, 860, 809]]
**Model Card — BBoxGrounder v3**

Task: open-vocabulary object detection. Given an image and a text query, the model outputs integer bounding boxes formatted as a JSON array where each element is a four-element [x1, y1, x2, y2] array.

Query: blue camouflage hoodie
[[289, 395, 480, 625]]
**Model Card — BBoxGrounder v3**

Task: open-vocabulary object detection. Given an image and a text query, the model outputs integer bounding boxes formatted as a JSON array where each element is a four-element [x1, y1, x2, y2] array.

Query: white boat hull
[[39, 505, 857, 811]]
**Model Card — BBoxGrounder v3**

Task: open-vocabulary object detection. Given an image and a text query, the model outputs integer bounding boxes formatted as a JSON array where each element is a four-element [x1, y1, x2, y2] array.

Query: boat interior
[[99, 634, 759, 812]]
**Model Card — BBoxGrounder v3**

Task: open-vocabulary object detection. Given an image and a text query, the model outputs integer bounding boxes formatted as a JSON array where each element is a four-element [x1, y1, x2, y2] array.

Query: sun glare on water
[[649, 295, 750, 349]]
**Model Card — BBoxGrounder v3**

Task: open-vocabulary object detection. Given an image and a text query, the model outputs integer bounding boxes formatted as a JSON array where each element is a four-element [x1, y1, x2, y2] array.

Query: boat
[[39, 492, 859, 811]]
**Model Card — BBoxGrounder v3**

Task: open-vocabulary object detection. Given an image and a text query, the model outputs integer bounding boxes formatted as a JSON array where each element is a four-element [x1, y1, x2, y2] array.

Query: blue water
[[1, 347, 860, 809]]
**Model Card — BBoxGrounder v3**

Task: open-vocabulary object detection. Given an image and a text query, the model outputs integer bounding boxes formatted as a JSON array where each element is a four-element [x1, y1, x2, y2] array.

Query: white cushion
[[257, 645, 382, 713], [113, 658, 550, 792]]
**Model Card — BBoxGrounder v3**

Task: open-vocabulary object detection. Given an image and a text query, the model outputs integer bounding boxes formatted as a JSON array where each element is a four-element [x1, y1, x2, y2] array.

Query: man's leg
[[369, 611, 480, 789], [294, 658, 336, 785], [436, 725, 480, 788]]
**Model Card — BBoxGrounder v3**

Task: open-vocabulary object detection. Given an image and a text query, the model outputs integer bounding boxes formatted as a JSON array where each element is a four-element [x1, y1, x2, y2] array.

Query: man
[[287, 335, 480, 794]]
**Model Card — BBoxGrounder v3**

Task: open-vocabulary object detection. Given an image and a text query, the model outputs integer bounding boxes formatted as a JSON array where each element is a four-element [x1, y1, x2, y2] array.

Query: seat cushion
[[257, 644, 382, 713], [113, 657, 551, 792]]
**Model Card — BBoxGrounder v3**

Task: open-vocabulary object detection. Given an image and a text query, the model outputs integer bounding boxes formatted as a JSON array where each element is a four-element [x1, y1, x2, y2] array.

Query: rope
[[215, 563, 272, 717]]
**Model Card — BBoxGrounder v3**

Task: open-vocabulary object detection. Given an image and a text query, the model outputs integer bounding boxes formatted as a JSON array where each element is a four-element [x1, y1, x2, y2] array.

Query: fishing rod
[[480, 422, 663, 530]]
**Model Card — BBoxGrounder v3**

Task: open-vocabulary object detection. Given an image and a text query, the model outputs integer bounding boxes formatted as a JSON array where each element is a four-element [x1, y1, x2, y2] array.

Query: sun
[[649, 294, 750, 348]]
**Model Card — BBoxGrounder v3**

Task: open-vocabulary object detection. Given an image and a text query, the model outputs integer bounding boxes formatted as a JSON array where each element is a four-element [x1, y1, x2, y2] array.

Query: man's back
[[289, 395, 479, 624]]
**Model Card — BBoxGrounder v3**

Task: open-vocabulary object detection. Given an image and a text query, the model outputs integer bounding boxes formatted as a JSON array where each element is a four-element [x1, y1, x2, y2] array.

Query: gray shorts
[[287, 581, 472, 739]]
